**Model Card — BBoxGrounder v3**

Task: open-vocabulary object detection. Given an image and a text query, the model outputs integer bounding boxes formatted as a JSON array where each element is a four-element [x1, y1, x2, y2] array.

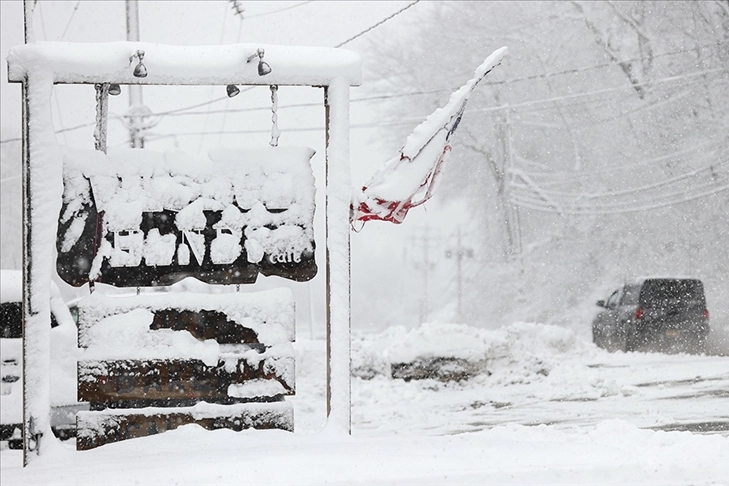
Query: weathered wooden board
[[76, 402, 293, 450], [149, 309, 260, 344], [78, 357, 294, 404], [76, 291, 296, 348]]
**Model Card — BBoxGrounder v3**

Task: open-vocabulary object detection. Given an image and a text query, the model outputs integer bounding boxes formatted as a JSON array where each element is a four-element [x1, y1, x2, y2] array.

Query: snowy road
[[351, 351, 729, 437], [3, 323, 728, 485], [295, 323, 729, 438]]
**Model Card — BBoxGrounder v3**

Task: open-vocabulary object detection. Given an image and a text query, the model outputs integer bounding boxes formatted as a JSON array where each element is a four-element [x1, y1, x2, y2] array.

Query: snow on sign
[[56, 146, 318, 287], [8, 39, 360, 463], [74, 290, 295, 450]]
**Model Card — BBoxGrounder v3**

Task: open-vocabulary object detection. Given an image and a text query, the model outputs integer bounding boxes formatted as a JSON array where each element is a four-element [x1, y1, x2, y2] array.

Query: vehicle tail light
[[704, 309, 710, 320], [635, 308, 643, 320]]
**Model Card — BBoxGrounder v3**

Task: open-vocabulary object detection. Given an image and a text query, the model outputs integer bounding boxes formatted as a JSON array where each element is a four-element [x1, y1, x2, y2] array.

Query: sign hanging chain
[[270, 85, 280, 147], [93, 83, 109, 153]]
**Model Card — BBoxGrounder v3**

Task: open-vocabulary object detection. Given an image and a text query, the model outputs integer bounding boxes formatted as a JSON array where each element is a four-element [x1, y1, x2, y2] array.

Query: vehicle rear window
[[621, 284, 641, 305], [639, 279, 705, 308]]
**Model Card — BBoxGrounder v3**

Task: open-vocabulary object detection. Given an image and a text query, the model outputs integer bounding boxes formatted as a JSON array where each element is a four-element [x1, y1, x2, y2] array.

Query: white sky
[[0, 1, 419, 182]]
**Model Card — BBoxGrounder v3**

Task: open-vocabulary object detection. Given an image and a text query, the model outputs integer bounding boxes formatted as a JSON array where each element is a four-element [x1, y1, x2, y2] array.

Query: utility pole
[[126, 0, 145, 148], [23, 0, 35, 43], [456, 226, 463, 321], [504, 110, 522, 257], [411, 225, 439, 324], [446, 225, 473, 323]]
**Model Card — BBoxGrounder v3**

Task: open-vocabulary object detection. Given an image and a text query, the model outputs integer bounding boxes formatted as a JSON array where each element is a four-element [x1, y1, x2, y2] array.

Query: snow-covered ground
[[2, 321, 728, 484]]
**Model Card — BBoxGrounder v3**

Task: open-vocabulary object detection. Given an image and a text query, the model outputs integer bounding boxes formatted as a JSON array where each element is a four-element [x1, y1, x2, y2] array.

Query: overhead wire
[[137, 67, 727, 143], [513, 137, 729, 180], [2, 66, 724, 146], [510, 159, 728, 204], [245, 1, 313, 19], [198, 4, 233, 152], [143, 41, 724, 120], [59, 1, 82, 41], [510, 183, 729, 215], [335, 1, 421, 47]]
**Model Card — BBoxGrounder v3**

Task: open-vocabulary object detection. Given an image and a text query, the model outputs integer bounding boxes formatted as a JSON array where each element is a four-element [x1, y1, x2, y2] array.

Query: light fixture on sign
[[226, 84, 240, 98], [131, 50, 147, 78], [226, 48, 271, 97], [247, 48, 272, 76], [108, 84, 122, 96]]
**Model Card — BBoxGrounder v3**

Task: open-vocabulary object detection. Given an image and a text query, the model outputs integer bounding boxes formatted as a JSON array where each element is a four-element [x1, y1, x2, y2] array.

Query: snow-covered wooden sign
[[75, 289, 295, 450], [8, 39, 359, 463], [57, 146, 318, 287]]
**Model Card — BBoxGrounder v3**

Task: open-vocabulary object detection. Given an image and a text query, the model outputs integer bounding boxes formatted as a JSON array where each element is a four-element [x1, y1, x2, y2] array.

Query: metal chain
[[270, 85, 280, 147], [93, 83, 109, 153]]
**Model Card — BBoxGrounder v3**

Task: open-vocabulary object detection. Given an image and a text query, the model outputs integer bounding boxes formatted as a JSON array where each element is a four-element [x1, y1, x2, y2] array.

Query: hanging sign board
[[56, 146, 318, 287]]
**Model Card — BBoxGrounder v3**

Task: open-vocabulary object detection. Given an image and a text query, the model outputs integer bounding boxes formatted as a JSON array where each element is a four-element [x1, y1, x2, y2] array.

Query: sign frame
[[7, 40, 360, 465]]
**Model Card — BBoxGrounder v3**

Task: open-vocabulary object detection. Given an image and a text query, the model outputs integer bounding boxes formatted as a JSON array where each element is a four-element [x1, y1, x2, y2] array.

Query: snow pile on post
[[352, 47, 508, 227]]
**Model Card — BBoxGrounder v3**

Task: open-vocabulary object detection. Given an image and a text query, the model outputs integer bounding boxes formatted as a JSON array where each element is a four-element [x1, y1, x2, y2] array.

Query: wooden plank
[[78, 356, 294, 404], [76, 402, 293, 450], [148, 309, 260, 344], [76, 291, 296, 348]]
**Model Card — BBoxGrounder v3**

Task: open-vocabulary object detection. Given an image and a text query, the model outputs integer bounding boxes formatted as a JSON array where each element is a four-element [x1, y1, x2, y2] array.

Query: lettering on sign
[[57, 147, 318, 287]]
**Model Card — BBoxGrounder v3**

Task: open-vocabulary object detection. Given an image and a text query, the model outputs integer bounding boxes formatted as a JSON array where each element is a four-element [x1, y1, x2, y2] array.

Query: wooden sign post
[[7, 41, 361, 464]]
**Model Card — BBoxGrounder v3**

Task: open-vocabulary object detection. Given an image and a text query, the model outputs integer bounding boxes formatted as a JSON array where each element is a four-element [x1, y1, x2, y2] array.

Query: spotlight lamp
[[247, 48, 272, 76], [226, 84, 241, 98], [131, 50, 148, 78]]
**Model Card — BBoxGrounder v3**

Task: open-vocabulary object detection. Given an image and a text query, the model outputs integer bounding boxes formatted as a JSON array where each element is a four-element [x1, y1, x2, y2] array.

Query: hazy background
[[2, 1, 728, 345]]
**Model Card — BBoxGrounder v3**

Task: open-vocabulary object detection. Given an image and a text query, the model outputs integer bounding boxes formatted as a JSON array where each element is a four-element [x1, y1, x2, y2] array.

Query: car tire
[[688, 336, 707, 355], [624, 328, 639, 353], [592, 328, 604, 349]]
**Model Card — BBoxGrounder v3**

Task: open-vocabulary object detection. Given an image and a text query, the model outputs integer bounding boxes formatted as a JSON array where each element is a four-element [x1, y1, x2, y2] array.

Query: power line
[[1, 66, 724, 146], [511, 159, 728, 203], [514, 137, 728, 180], [60, 1, 82, 41], [510, 179, 729, 215], [484, 42, 724, 88], [510, 183, 729, 215], [136, 43, 725, 121], [468, 68, 727, 116], [0, 121, 98, 145], [0, 175, 21, 184], [143, 1, 423, 119], [135, 67, 727, 142], [9, 4, 722, 145], [335, 1, 421, 48], [245, 1, 313, 19]]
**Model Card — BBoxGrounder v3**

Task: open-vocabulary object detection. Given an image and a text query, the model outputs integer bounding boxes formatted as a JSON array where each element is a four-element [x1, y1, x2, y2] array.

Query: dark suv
[[592, 278, 709, 354]]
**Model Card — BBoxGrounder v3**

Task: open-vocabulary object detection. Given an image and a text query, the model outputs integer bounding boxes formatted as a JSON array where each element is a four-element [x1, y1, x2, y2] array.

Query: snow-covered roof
[[626, 276, 704, 285], [7, 41, 361, 86]]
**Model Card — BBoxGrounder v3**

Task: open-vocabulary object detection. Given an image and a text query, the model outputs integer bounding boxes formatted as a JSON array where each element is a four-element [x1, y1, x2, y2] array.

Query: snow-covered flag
[[352, 46, 508, 228]]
